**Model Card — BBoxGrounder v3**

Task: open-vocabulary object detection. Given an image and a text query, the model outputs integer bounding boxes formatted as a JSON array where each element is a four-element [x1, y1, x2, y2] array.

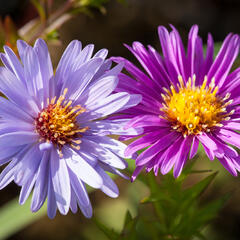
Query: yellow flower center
[[35, 88, 88, 151], [161, 75, 233, 136]]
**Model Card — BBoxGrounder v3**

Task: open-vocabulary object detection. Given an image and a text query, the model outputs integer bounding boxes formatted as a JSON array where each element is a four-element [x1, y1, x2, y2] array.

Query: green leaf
[[193, 193, 230, 226], [123, 210, 133, 228], [131, 167, 224, 239], [46, 29, 59, 40], [120, 212, 137, 240], [0, 173, 116, 239], [0, 197, 47, 240], [93, 217, 119, 240], [213, 42, 222, 58], [194, 232, 208, 240], [141, 194, 175, 204], [117, 0, 127, 4], [182, 171, 218, 205], [146, 171, 160, 194], [203, 42, 222, 58], [135, 219, 161, 240], [31, 0, 46, 22], [177, 159, 196, 181], [179, 193, 230, 238], [74, 0, 109, 13]]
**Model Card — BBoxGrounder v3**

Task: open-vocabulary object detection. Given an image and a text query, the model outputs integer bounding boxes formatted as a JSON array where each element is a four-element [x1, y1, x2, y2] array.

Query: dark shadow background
[[59, 0, 240, 58], [0, 0, 240, 239]]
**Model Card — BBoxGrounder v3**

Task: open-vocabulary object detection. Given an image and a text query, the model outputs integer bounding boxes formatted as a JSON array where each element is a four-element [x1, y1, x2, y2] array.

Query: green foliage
[[213, 42, 222, 58], [30, 0, 47, 23], [0, 187, 100, 239], [78, 0, 109, 8], [45, 29, 60, 42], [75, 0, 126, 8], [0, 197, 47, 240], [94, 217, 119, 240], [97, 162, 229, 240], [73, 0, 125, 16]]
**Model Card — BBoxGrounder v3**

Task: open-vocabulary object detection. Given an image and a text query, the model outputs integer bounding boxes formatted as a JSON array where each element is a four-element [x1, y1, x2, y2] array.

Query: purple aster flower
[[112, 25, 240, 180], [0, 39, 142, 218]]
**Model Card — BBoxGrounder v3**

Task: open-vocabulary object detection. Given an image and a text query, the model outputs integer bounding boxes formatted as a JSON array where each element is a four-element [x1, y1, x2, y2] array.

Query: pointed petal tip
[[130, 176, 136, 182], [58, 206, 69, 215], [69, 39, 81, 46], [110, 56, 125, 63], [34, 38, 47, 46], [157, 25, 167, 32], [16, 39, 28, 46], [124, 146, 137, 159], [102, 188, 119, 198], [132, 41, 145, 50], [123, 43, 133, 52], [3, 45, 11, 53], [80, 204, 93, 218], [47, 211, 57, 219], [19, 198, 25, 205], [160, 168, 170, 176]]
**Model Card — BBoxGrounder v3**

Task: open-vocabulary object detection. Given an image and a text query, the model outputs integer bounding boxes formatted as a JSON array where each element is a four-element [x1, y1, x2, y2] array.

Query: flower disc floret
[[161, 75, 233, 136], [35, 88, 88, 151]]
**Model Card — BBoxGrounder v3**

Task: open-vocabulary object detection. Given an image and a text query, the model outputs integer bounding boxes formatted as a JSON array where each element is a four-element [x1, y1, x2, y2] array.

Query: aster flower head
[[0, 39, 142, 218], [112, 25, 240, 180]]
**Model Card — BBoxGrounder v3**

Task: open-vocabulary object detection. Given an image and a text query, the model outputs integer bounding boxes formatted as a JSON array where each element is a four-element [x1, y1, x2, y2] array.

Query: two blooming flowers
[[0, 25, 240, 218]]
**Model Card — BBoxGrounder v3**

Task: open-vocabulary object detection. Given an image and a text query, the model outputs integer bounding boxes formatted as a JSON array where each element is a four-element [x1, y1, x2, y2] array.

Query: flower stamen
[[161, 75, 233, 136], [35, 88, 88, 150]]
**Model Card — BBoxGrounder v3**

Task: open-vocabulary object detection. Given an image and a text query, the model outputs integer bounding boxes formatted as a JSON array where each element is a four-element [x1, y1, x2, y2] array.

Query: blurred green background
[[0, 0, 240, 239]]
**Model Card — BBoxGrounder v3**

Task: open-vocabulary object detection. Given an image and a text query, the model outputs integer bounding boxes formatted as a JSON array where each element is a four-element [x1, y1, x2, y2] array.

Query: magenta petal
[[218, 128, 240, 148], [169, 24, 187, 79], [158, 26, 179, 75], [131, 165, 144, 182], [197, 133, 218, 151], [189, 136, 199, 159], [125, 130, 166, 157], [211, 134, 238, 158], [125, 115, 169, 129], [136, 131, 180, 166], [222, 121, 240, 130], [207, 34, 240, 88], [173, 136, 192, 178], [187, 25, 199, 78], [201, 33, 214, 82], [218, 156, 238, 176], [161, 136, 183, 175]]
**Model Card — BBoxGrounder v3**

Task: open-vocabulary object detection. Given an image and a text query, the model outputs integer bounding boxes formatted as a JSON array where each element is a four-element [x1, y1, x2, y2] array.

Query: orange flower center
[[35, 88, 88, 150]]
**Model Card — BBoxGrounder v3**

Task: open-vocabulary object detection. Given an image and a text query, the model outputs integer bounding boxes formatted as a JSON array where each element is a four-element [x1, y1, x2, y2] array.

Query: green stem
[[28, 0, 75, 43], [190, 170, 212, 174], [147, 173, 166, 229], [48, 0, 75, 24]]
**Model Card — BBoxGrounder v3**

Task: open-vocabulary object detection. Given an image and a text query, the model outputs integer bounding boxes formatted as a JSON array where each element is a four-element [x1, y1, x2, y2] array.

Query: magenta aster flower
[[0, 39, 141, 218], [112, 25, 240, 180]]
